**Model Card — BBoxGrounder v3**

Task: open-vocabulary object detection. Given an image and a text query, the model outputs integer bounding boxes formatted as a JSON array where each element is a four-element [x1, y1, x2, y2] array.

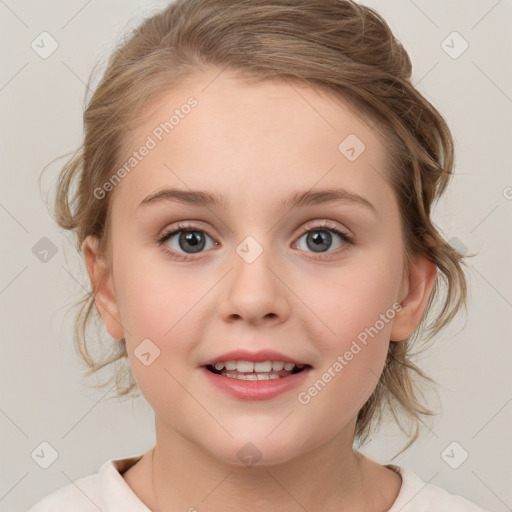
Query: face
[[85, 67, 434, 467]]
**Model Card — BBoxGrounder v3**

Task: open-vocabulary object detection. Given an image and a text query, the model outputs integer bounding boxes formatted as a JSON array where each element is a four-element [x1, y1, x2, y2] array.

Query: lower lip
[[201, 366, 312, 400]]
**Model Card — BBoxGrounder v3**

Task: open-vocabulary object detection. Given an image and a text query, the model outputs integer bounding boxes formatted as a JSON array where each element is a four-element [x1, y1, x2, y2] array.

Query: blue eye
[[157, 222, 218, 260], [295, 223, 353, 254], [157, 221, 354, 261]]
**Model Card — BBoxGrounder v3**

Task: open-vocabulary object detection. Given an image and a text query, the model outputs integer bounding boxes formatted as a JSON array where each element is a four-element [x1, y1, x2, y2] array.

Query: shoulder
[[27, 473, 101, 512], [388, 465, 489, 512], [27, 454, 147, 512]]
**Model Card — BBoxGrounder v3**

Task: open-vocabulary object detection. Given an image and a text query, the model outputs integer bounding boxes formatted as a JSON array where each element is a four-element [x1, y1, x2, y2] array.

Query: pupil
[[308, 231, 331, 252], [180, 231, 205, 253]]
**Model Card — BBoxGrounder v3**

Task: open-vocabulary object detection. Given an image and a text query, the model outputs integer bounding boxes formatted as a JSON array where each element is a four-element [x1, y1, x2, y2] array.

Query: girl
[[29, 0, 488, 510]]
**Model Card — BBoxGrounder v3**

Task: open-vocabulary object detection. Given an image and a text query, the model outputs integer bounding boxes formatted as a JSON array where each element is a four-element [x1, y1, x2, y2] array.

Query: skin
[[83, 67, 436, 511]]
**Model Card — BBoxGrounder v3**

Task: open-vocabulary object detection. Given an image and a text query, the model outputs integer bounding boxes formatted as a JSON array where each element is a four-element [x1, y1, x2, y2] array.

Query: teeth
[[208, 359, 308, 381], [236, 361, 254, 372], [254, 361, 272, 372], [221, 372, 283, 380], [210, 359, 305, 373]]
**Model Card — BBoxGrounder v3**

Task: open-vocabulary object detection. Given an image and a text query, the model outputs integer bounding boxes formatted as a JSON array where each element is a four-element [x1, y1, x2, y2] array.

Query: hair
[[52, 0, 470, 454]]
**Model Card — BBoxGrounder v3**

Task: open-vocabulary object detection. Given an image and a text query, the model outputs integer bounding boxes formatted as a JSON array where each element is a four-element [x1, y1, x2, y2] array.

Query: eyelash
[[156, 221, 355, 261]]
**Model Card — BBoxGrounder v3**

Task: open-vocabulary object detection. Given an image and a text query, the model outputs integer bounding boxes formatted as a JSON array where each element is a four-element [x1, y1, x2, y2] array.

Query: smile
[[202, 359, 312, 400], [206, 360, 307, 380]]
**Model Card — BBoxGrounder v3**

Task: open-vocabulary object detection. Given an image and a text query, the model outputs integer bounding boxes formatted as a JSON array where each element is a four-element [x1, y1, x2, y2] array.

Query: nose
[[217, 243, 290, 327]]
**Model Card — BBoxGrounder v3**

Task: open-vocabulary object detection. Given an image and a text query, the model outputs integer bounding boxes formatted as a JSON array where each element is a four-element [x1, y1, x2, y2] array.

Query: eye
[[157, 222, 218, 261], [294, 221, 354, 258], [157, 220, 354, 261]]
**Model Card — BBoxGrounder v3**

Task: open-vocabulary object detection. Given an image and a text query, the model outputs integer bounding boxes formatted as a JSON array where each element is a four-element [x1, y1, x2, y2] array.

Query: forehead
[[112, 68, 393, 215]]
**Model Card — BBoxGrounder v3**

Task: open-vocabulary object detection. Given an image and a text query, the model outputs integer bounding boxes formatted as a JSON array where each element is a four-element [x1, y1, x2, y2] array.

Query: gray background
[[1, 1, 511, 511]]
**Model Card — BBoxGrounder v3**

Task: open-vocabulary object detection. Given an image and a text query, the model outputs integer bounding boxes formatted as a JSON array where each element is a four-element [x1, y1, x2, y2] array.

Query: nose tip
[[218, 252, 289, 326]]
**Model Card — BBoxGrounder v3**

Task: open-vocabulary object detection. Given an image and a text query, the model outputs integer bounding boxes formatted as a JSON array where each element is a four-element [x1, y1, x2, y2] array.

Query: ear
[[390, 253, 437, 342], [82, 235, 124, 340]]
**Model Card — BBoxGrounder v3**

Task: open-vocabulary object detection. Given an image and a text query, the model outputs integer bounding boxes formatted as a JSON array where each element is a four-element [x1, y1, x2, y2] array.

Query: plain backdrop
[[1, 1, 511, 511]]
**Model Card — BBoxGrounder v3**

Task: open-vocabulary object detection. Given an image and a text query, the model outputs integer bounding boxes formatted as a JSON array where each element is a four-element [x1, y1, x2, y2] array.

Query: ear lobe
[[81, 235, 124, 340], [390, 254, 437, 342]]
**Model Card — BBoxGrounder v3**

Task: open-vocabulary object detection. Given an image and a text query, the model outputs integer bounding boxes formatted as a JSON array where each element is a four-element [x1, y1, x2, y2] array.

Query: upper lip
[[201, 349, 310, 367]]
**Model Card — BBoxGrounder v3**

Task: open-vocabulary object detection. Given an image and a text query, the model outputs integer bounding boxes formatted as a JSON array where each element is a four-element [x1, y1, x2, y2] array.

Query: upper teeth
[[213, 360, 304, 372]]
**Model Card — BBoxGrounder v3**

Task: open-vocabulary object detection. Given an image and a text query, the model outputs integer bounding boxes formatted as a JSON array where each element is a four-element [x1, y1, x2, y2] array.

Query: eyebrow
[[137, 187, 377, 215]]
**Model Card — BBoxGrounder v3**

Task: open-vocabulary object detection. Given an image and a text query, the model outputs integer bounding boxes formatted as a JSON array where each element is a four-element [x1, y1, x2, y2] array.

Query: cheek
[[294, 273, 398, 433], [293, 252, 402, 421], [113, 251, 215, 399], [113, 247, 208, 337], [296, 251, 401, 350]]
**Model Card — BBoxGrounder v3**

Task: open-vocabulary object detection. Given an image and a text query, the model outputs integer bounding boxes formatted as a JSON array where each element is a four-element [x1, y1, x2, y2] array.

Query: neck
[[148, 418, 386, 512]]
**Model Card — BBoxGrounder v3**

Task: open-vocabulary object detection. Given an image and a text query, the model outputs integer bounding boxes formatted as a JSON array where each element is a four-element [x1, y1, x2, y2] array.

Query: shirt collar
[[98, 457, 412, 511], [99, 455, 151, 511]]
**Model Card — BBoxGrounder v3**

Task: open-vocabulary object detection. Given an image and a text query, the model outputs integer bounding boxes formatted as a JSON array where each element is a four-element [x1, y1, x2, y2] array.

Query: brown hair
[[52, 0, 469, 454]]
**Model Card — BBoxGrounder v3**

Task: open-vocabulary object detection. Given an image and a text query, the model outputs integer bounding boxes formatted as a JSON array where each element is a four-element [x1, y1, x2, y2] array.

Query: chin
[[201, 431, 308, 469]]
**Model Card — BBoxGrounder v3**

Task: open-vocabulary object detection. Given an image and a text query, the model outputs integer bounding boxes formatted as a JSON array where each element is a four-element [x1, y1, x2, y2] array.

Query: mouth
[[204, 360, 310, 381], [201, 352, 313, 400]]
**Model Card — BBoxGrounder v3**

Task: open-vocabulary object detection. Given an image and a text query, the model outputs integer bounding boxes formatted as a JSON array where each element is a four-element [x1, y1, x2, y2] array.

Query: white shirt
[[27, 454, 488, 511]]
